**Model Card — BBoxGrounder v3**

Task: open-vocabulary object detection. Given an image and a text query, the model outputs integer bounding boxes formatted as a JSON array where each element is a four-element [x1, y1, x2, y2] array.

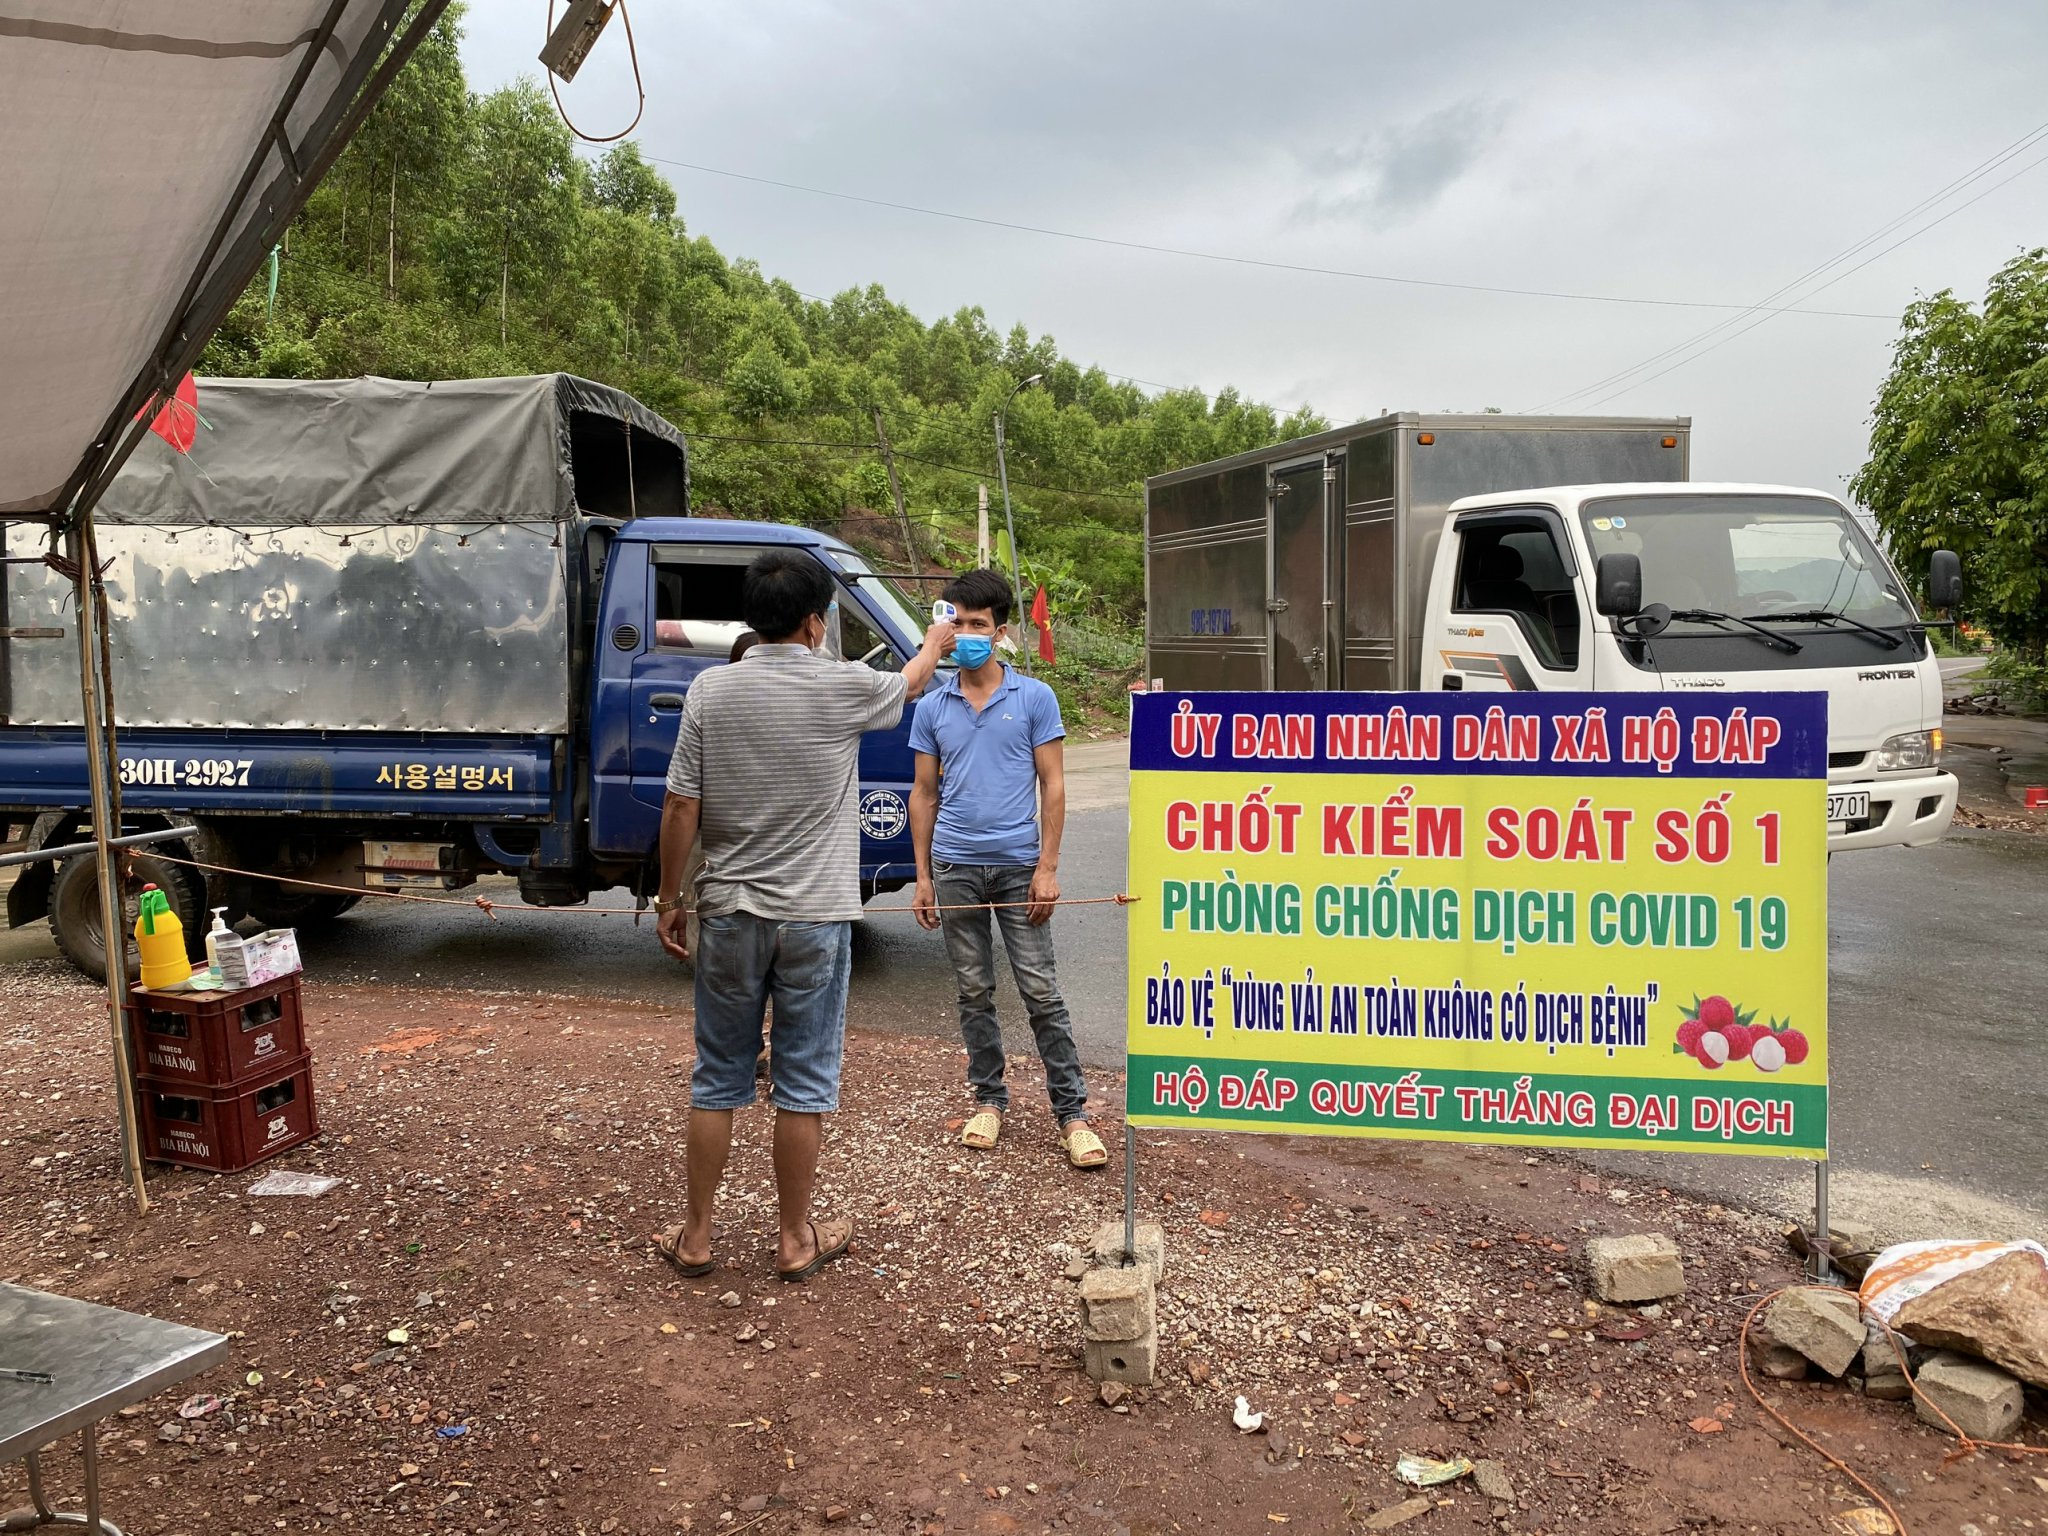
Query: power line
[[1529, 117, 2048, 412], [647, 153, 1894, 320], [1575, 142, 2048, 410]]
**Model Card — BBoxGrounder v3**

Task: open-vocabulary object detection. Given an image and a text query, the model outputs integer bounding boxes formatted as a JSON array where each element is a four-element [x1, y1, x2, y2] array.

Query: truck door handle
[[649, 693, 685, 711], [1441, 675, 1464, 691]]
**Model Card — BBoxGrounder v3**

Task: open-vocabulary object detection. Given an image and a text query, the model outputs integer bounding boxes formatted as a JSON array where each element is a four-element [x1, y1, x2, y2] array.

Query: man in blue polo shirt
[[910, 568, 1106, 1170]]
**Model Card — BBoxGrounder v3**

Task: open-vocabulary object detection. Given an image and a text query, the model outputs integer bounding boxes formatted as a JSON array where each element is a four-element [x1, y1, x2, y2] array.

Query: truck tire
[[47, 850, 206, 983], [244, 884, 363, 930]]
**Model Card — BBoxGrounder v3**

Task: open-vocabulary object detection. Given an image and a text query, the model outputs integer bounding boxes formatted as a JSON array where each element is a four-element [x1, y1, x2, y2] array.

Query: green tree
[[450, 82, 580, 345], [1853, 249, 2048, 657]]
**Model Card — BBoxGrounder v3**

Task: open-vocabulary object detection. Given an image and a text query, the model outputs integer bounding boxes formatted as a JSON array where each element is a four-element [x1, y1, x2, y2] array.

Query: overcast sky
[[463, 1, 2048, 499]]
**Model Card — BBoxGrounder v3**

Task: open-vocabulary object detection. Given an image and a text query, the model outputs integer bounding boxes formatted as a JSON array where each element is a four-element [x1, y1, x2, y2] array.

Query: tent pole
[[68, 520, 148, 1215]]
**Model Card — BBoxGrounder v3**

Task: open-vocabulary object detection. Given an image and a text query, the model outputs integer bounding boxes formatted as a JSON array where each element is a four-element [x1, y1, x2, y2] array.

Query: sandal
[[960, 1108, 1003, 1150], [654, 1224, 714, 1278], [1062, 1121, 1109, 1170], [777, 1216, 854, 1283]]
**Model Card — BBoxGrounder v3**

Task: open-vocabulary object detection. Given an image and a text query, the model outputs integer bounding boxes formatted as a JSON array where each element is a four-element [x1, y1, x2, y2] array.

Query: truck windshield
[[824, 551, 933, 651], [1579, 494, 1918, 632]]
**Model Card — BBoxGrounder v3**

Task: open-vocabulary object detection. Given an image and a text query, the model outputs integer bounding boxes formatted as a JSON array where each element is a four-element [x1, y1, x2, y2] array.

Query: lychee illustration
[[1776, 1027, 1810, 1066], [1720, 1023, 1758, 1061], [1750, 1035, 1787, 1073], [1694, 1030, 1730, 1068], [1675, 1018, 1706, 1056], [1698, 995, 1736, 1032]]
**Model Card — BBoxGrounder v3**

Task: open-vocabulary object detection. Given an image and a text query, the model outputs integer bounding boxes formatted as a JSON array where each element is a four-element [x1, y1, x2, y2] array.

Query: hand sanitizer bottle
[[205, 908, 233, 982]]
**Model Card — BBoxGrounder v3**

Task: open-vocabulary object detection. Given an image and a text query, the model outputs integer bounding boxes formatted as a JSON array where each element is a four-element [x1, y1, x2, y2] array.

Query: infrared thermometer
[[932, 600, 957, 623]]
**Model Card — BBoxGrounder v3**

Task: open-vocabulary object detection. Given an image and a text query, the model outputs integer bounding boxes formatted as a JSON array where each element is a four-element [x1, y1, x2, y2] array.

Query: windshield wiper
[[1743, 608, 1904, 649], [1666, 609, 1801, 654]]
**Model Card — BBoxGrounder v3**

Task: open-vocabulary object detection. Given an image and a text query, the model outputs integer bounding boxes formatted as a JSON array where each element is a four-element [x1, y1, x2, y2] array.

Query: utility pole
[[976, 483, 991, 568], [869, 406, 918, 574]]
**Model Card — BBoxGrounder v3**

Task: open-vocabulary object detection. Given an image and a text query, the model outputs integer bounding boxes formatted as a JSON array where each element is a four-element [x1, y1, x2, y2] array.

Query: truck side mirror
[[1928, 549, 1962, 610], [1594, 553, 1642, 617]]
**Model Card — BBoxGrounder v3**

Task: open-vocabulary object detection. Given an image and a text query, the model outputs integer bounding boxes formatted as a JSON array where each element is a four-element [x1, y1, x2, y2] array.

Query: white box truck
[[1144, 413, 1962, 853]]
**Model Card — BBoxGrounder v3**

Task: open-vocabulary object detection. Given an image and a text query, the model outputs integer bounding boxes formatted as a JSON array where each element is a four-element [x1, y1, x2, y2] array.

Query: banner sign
[[1126, 692, 1829, 1158]]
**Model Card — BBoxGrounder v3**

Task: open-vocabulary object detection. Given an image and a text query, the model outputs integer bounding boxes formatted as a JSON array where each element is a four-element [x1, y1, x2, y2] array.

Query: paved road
[[7, 732, 2045, 1238]]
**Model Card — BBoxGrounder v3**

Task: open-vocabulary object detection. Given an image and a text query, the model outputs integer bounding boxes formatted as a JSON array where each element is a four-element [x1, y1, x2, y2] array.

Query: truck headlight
[[1875, 729, 1940, 771]]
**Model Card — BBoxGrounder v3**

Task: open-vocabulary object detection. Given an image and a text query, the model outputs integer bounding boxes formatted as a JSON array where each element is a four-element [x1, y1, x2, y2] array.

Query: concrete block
[[1858, 1322, 1911, 1398], [1586, 1233, 1684, 1302], [1084, 1331, 1157, 1386], [1754, 1338, 1810, 1381], [1766, 1288, 1864, 1377], [1091, 1220, 1166, 1281], [1078, 1266, 1156, 1343], [1914, 1351, 2023, 1442]]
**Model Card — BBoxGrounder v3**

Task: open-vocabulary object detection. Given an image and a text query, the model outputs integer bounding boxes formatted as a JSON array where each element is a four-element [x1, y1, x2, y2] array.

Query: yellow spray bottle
[[133, 884, 189, 990]]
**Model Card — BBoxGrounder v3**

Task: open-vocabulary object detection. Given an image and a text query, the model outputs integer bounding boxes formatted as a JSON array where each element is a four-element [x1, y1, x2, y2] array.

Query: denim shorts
[[692, 912, 853, 1114]]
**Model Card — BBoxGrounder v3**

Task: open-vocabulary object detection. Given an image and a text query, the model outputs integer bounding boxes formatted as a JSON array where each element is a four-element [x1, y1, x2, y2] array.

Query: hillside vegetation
[[198, 8, 1323, 707]]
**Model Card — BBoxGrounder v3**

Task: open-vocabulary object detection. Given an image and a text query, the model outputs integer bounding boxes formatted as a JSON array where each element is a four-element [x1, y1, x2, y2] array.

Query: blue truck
[[0, 375, 935, 977]]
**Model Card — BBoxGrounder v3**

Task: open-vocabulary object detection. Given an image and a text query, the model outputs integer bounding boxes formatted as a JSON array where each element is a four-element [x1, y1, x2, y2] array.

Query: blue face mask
[[953, 635, 995, 669]]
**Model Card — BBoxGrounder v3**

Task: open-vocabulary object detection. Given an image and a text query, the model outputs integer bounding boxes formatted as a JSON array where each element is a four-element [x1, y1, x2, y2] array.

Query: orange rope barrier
[[143, 850, 1137, 920]]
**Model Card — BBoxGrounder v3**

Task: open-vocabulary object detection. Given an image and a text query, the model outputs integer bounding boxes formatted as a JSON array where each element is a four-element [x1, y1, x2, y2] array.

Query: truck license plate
[[1826, 791, 1869, 824]]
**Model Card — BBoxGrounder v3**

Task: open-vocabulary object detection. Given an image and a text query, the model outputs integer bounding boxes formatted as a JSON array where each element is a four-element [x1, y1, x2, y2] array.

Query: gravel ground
[[1, 961, 2043, 1535]]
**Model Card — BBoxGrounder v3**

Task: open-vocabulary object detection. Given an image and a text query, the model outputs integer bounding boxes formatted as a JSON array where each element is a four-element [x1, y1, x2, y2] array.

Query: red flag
[[138, 372, 199, 454], [1031, 584, 1054, 664]]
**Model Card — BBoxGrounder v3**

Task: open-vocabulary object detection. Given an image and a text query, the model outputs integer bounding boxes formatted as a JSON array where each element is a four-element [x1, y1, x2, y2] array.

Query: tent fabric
[[93, 374, 692, 526], [0, 1, 414, 516]]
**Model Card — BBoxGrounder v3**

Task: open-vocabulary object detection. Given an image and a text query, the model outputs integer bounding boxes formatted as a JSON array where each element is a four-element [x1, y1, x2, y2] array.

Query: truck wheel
[[244, 884, 363, 930], [47, 850, 206, 983]]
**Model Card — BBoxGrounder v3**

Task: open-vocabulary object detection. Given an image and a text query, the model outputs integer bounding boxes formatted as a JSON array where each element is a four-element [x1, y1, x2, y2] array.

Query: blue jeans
[[933, 862, 1088, 1125], [692, 912, 852, 1114]]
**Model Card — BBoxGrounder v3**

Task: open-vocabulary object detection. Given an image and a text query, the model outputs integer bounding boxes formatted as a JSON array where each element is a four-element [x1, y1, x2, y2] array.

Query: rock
[[1077, 1267, 1155, 1343], [735, 1323, 759, 1343], [738, 1495, 770, 1514], [157, 1422, 183, 1443], [825, 1507, 849, 1524], [1754, 1337, 1810, 1381], [1096, 1380, 1130, 1408], [1891, 1249, 2048, 1389], [1784, 1219, 1879, 1281], [1084, 1333, 1157, 1386], [1062, 1257, 1090, 1281], [1363, 1496, 1436, 1530], [1587, 1234, 1684, 1302], [717, 1291, 742, 1309], [1765, 1289, 1864, 1377], [1858, 1324, 1911, 1400], [1913, 1351, 2023, 1442], [1472, 1460, 1513, 1502], [1090, 1220, 1166, 1281]]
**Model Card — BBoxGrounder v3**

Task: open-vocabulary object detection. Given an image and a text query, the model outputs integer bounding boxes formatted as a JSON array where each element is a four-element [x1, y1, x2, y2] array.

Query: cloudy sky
[[464, 1, 2048, 498]]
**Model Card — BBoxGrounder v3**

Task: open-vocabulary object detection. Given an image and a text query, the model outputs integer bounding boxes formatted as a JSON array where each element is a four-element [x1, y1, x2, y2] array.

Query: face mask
[[954, 635, 994, 669]]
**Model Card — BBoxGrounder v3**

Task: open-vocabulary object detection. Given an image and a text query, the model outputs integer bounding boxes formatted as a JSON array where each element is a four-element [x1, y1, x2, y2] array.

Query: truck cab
[[1420, 483, 1957, 850], [584, 518, 931, 898]]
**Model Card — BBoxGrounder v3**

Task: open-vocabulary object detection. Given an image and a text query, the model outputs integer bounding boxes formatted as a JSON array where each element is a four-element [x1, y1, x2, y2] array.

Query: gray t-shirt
[[665, 643, 908, 922]]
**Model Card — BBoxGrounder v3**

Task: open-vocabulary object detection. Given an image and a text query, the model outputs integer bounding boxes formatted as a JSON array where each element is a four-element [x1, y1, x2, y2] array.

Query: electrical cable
[[644, 153, 1893, 319], [545, 0, 644, 144], [685, 430, 1142, 504], [1530, 117, 2048, 412]]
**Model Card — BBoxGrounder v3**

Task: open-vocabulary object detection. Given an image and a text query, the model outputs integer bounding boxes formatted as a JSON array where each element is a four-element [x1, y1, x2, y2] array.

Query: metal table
[[0, 1285, 227, 1534]]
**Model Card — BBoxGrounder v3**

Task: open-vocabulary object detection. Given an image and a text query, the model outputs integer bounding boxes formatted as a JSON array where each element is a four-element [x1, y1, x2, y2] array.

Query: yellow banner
[[1125, 693, 1829, 1158]]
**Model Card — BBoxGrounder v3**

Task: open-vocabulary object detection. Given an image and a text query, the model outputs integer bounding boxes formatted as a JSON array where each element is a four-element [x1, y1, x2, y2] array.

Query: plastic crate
[[127, 974, 307, 1088], [137, 1054, 320, 1172]]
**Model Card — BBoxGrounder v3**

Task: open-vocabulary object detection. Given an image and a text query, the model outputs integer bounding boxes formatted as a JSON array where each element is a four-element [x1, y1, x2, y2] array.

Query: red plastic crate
[[136, 1053, 320, 1172], [127, 974, 306, 1088]]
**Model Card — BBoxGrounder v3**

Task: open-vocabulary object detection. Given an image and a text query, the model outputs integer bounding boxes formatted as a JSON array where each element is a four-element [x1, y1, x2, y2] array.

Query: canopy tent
[[1, 1, 450, 518], [0, 0, 453, 1210]]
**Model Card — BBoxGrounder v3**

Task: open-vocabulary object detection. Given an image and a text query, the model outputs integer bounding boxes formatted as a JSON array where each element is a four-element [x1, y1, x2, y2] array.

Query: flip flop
[[1062, 1121, 1110, 1170], [654, 1224, 714, 1278], [777, 1216, 854, 1284], [960, 1108, 1003, 1150]]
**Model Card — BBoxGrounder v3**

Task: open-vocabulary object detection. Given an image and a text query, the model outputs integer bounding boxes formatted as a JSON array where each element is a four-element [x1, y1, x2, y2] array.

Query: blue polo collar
[[936, 661, 1020, 702]]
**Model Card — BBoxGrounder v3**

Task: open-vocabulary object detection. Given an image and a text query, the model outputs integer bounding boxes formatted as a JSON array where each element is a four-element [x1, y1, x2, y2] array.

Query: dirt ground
[[2, 962, 2044, 1536]]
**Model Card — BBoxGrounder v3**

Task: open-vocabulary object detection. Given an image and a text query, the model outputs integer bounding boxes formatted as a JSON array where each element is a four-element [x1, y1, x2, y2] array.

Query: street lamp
[[993, 372, 1043, 671]]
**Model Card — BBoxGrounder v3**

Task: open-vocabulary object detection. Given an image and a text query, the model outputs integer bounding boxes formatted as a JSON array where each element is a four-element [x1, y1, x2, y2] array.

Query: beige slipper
[[1062, 1121, 1109, 1170], [960, 1108, 1003, 1150]]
